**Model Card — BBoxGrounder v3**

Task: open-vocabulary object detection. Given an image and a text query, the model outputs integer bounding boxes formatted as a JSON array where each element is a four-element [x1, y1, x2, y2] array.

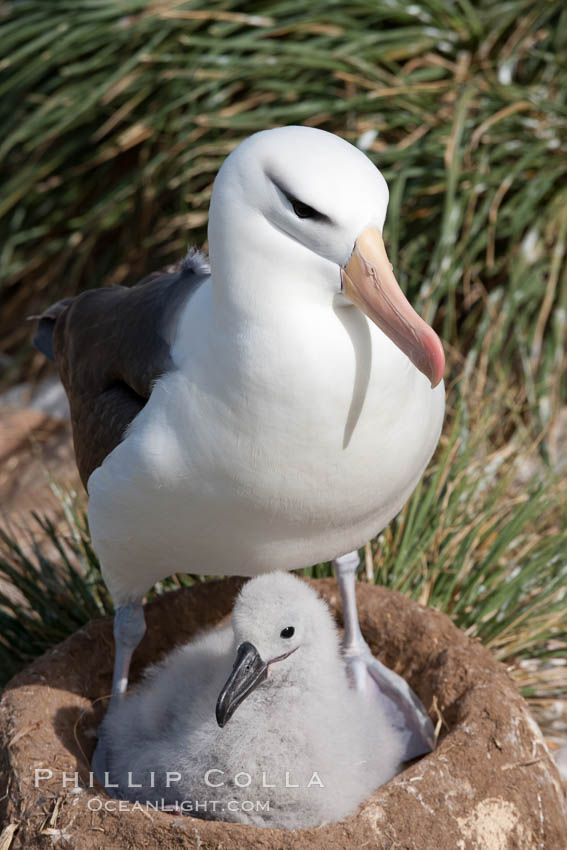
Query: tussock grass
[[1, 0, 566, 431], [0, 498, 111, 684], [374, 392, 566, 670]]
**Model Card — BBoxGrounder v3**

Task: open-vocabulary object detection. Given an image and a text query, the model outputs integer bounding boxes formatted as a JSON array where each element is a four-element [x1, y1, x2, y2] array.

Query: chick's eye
[[280, 626, 295, 639], [291, 199, 318, 219]]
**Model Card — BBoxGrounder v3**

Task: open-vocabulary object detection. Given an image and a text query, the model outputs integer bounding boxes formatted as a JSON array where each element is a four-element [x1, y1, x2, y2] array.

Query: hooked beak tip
[[215, 642, 268, 728]]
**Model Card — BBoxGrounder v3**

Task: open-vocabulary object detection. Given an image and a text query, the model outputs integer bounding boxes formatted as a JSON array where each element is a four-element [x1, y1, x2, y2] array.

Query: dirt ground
[[1, 578, 566, 849], [0, 379, 78, 522]]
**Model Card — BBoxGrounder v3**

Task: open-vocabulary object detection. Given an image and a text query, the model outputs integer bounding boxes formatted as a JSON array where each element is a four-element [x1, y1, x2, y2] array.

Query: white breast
[[88, 284, 444, 603]]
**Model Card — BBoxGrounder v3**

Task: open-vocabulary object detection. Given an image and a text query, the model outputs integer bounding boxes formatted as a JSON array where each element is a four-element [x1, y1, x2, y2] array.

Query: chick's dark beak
[[216, 641, 268, 728]]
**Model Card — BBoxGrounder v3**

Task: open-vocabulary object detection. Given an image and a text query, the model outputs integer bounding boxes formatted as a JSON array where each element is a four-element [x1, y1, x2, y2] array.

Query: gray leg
[[111, 601, 147, 697], [333, 550, 434, 760], [92, 601, 146, 785]]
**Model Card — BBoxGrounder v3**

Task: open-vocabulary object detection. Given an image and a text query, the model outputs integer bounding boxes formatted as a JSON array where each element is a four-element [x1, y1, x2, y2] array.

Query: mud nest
[[1, 578, 565, 849]]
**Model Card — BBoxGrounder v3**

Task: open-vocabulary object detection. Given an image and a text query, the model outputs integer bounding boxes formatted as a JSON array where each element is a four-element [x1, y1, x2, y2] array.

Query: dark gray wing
[[33, 251, 209, 488]]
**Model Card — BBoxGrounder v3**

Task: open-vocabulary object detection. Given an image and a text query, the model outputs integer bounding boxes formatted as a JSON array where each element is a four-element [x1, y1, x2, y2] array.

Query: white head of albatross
[[94, 572, 405, 829], [34, 125, 443, 767], [207, 125, 444, 388]]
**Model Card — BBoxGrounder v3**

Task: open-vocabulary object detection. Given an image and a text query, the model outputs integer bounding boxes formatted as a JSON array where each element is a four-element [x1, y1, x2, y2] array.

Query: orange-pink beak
[[341, 226, 445, 388]]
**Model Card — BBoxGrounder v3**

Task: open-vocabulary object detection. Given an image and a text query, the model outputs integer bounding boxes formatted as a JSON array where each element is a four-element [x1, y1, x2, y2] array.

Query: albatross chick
[[95, 573, 405, 829]]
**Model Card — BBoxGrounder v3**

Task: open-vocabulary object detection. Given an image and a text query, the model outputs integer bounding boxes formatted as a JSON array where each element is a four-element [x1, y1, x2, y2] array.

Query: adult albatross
[[35, 126, 445, 760]]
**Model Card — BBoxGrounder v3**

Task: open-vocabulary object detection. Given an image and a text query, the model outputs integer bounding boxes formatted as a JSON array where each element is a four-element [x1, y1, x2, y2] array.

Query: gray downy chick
[[94, 573, 405, 829]]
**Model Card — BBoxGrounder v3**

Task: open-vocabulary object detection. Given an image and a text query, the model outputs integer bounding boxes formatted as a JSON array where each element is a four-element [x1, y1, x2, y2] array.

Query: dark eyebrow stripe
[[266, 172, 332, 224]]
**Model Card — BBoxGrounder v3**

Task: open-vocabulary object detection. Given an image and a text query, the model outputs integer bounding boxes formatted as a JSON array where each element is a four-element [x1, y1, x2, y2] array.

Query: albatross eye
[[280, 626, 295, 639], [291, 199, 319, 219]]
